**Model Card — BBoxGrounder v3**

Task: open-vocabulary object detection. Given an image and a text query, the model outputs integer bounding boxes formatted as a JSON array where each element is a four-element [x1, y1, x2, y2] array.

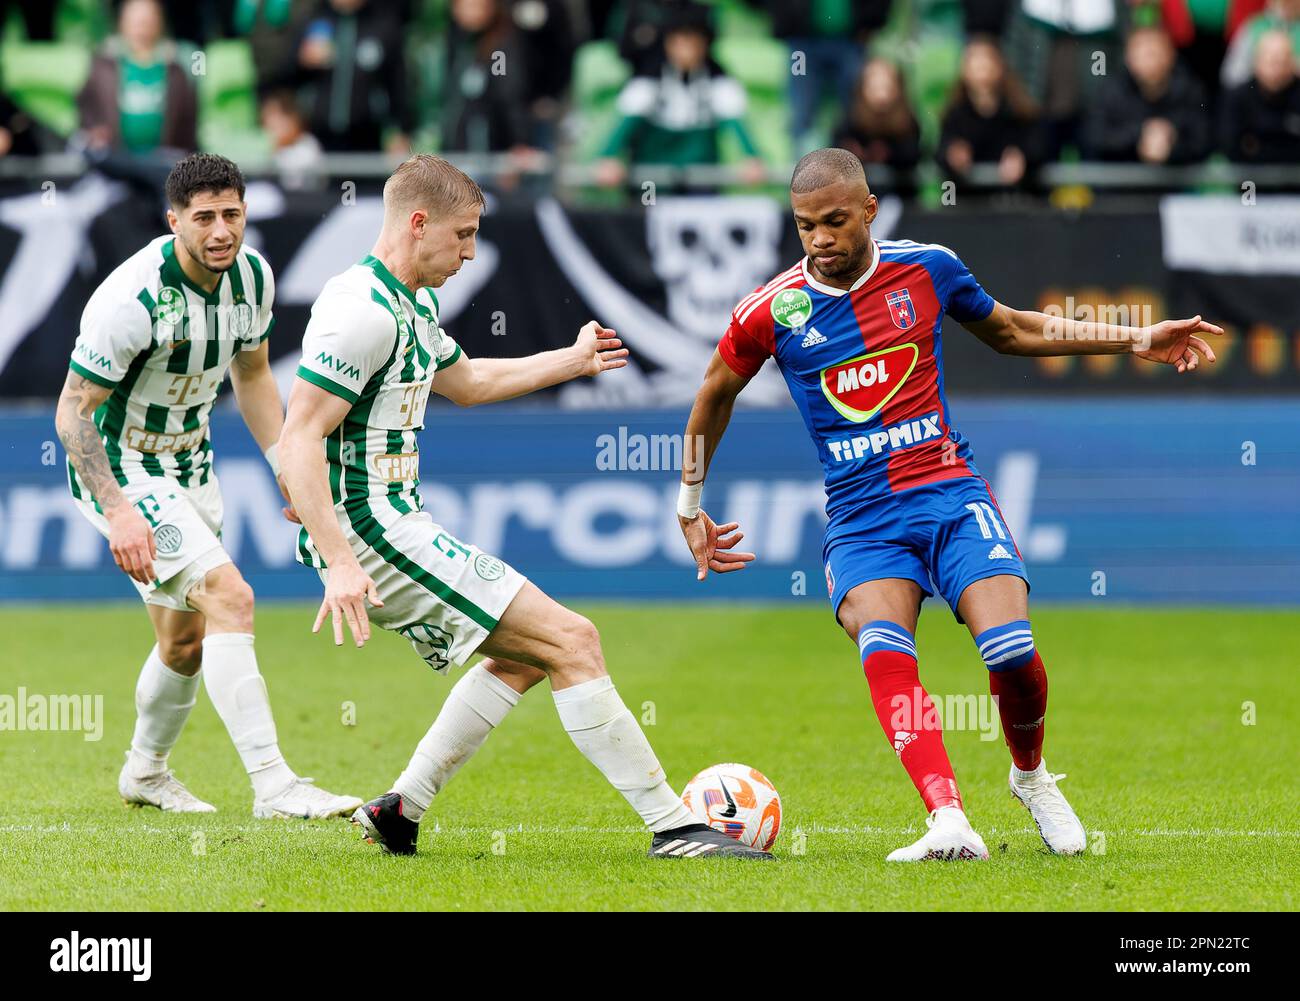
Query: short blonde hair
[[383, 154, 485, 222]]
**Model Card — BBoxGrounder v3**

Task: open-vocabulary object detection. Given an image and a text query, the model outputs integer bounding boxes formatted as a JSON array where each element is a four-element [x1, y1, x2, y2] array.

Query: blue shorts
[[823, 476, 1029, 623]]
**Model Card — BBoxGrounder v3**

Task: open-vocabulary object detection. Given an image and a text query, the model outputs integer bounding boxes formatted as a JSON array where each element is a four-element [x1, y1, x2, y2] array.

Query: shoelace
[[154, 771, 204, 805], [289, 778, 346, 804], [1025, 772, 1075, 827]]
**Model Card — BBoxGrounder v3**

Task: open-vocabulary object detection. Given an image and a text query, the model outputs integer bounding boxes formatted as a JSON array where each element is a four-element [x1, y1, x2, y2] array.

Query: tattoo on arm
[[55, 374, 128, 515]]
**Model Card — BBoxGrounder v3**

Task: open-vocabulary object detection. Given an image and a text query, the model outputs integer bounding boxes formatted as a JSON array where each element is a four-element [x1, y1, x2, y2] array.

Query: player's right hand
[[313, 558, 383, 648], [679, 509, 755, 581], [106, 506, 156, 584]]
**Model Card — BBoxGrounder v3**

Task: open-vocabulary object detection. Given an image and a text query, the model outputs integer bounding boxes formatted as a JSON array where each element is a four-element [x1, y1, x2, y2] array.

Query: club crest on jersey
[[885, 289, 916, 330], [231, 301, 255, 337], [819, 343, 918, 423]]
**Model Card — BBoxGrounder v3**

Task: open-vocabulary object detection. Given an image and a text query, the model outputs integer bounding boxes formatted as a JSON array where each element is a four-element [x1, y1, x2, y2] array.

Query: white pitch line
[[1, 823, 1297, 839]]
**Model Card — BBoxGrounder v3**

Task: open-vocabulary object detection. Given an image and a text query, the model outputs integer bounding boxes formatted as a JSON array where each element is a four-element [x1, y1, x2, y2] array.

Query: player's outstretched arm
[[55, 371, 156, 584], [279, 378, 383, 648], [230, 340, 298, 522], [678, 350, 756, 581], [431, 320, 628, 406], [964, 302, 1222, 373]]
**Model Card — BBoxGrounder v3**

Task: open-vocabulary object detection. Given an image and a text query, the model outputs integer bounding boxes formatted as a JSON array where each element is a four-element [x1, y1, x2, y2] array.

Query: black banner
[[1, 178, 1296, 400]]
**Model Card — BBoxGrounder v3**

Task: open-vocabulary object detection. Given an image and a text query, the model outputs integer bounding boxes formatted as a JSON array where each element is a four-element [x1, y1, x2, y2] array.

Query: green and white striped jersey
[[67, 235, 275, 506], [294, 255, 461, 568]]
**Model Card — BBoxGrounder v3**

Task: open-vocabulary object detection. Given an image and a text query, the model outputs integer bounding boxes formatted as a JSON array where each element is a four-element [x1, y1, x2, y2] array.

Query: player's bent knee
[[974, 619, 1036, 671], [554, 612, 606, 680], [159, 635, 203, 673], [219, 579, 255, 621], [481, 657, 547, 694], [196, 569, 255, 630]]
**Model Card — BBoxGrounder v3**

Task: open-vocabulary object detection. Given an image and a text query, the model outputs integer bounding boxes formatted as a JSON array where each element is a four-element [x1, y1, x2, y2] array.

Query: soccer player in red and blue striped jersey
[[677, 148, 1221, 861]]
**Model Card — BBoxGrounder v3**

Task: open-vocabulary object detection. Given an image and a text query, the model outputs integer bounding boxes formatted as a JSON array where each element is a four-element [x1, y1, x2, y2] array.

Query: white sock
[[392, 664, 520, 822], [201, 632, 295, 799], [552, 676, 696, 833], [1012, 762, 1046, 783], [127, 645, 200, 778]]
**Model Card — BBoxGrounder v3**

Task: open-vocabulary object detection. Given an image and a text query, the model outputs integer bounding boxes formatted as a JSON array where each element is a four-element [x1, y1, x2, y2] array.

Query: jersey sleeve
[[434, 327, 462, 371], [296, 288, 396, 403], [242, 249, 276, 349], [943, 251, 996, 323], [716, 291, 775, 379], [69, 285, 154, 387]]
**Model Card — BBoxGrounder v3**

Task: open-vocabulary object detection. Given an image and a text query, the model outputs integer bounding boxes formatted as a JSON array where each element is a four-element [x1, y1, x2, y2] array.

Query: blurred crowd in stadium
[[0, 0, 1298, 191]]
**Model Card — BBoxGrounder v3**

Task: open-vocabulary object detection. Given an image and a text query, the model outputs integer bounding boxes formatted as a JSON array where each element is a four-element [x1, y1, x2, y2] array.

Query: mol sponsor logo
[[819, 343, 917, 423]]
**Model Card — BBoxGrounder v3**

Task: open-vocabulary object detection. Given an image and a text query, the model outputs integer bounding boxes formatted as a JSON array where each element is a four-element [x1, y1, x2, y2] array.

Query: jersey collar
[[361, 254, 438, 321], [800, 240, 879, 297]]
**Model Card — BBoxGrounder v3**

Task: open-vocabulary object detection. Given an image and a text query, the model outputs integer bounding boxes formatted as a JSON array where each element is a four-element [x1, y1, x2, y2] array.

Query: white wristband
[[676, 481, 703, 519], [264, 442, 281, 477]]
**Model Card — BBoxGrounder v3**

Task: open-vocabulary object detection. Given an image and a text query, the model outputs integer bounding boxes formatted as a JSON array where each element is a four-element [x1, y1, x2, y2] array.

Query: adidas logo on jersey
[[988, 544, 1014, 560], [800, 326, 827, 348]]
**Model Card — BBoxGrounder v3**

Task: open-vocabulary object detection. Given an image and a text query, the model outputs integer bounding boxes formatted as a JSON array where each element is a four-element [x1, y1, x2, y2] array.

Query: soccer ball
[[681, 762, 782, 851]]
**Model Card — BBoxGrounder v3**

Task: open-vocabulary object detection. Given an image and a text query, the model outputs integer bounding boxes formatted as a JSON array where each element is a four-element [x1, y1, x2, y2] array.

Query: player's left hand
[[1134, 315, 1223, 374], [679, 509, 756, 581], [276, 474, 301, 524], [574, 320, 629, 377]]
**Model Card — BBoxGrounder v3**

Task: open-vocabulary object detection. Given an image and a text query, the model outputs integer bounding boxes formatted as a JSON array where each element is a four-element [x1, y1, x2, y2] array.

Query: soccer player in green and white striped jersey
[[55, 153, 361, 819], [280, 155, 769, 859]]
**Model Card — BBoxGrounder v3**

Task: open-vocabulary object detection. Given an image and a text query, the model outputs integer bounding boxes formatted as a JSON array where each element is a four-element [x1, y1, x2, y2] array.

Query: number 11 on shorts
[[965, 502, 1007, 540]]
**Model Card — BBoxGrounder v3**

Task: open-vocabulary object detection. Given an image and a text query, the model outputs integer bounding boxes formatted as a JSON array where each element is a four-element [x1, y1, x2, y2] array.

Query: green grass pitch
[[1, 603, 1296, 911]]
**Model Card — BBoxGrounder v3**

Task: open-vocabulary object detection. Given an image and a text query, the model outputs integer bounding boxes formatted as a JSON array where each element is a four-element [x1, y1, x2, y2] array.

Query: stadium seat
[[909, 33, 962, 148], [198, 39, 257, 130], [55, 0, 111, 44], [570, 40, 631, 163], [196, 39, 264, 161], [712, 0, 774, 40], [868, 0, 964, 149], [572, 40, 630, 112], [713, 34, 793, 177], [713, 35, 790, 102], [0, 42, 91, 136]]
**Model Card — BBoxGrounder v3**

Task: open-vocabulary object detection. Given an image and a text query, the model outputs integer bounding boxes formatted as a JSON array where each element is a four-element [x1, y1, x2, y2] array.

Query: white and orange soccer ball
[[681, 763, 782, 852]]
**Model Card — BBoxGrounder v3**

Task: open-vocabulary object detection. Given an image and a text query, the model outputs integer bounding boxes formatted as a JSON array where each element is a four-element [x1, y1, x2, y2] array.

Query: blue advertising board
[[1, 398, 1296, 606]]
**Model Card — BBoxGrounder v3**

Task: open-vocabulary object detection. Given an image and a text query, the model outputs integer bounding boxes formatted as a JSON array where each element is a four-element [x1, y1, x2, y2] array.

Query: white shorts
[[73, 476, 233, 611], [318, 511, 527, 673]]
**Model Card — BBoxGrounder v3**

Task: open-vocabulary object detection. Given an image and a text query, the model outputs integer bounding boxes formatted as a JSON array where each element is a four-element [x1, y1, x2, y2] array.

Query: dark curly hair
[[164, 153, 246, 210]]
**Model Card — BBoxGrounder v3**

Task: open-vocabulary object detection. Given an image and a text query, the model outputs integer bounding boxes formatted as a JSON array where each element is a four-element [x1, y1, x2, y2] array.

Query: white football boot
[[1008, 762, 1086, 855], [119, 758, 216, 813], [886, 806, 990, 862], [253, 777, 363, 820]]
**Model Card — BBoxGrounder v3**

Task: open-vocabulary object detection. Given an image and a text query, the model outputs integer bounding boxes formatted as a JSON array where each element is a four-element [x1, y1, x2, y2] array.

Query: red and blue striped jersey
[[717, 238, 997, 522]]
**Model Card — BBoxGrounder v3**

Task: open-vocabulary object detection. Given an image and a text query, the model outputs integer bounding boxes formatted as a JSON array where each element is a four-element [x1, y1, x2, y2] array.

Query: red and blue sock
[[859, 621, 963, 813], [975, 619, 1047, 771]]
